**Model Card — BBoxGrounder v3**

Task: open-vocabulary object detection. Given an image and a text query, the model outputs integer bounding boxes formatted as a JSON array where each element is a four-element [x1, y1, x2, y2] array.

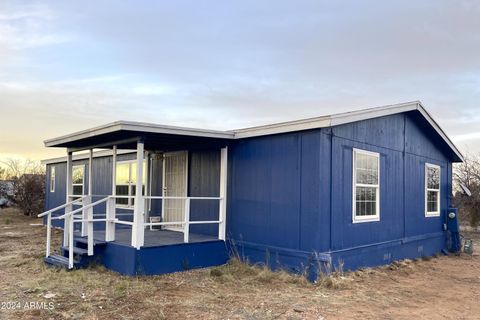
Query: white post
[[184, 198, 190, 243], [88, 149, 93, 195], [132, 139, 145, 249], [81, 149, 93, 237], [87, 201, 94, 256], [112, 145, 117, 195], [106, 145, 117, 242], [68, 214, 74, 269], [106, 197, 116, 241], [46, 213, 51, 257], [218, 147, 228, 241], [145, 151, 151, 223], [86, 149, 94, 253], [64, 151, 73, 246]]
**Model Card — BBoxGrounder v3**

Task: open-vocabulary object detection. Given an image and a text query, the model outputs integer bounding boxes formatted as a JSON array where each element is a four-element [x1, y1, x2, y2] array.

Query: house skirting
[[78, 240, 229, 275], [229, 232, 447, 281]]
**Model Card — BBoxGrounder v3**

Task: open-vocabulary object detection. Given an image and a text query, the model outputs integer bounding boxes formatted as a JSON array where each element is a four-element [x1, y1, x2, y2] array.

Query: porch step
[[44, 254, 71, 269], [62, 246, 88, 255], [74, 237, 107, 247]]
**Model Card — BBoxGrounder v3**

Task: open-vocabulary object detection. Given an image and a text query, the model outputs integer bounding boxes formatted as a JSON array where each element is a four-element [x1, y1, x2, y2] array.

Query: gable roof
[[44, 101, 463, 162]]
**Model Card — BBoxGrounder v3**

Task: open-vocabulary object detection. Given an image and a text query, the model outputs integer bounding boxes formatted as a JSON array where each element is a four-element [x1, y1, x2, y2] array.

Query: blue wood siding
[[227, 130, 330, 252], [228, 111, 455, 271]]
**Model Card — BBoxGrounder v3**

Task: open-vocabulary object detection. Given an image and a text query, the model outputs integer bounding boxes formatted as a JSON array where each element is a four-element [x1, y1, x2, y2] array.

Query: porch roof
[[44, 120, 234, 151]]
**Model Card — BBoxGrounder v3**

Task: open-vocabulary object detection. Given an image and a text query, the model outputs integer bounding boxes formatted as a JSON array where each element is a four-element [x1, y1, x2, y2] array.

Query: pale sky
[[0, 1, 479, 161]]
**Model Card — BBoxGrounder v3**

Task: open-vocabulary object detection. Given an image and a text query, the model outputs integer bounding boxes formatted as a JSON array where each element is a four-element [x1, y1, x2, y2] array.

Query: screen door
[[162, 151, 188, 231]]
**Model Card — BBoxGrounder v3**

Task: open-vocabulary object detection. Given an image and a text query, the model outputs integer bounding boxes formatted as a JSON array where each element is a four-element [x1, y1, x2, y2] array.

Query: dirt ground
[[0, 207, 479, 320]]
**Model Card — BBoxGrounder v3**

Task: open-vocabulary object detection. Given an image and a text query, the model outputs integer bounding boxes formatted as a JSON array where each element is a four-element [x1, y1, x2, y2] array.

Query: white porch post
[[218, 147, 228, 241], [106, 145, 117, 242], [82, 149, 94, 237], [145, 151, 151, 223], [132, 139, 145, 249], [112, 145, 117, 196], [64, 151, 73, 246], [87, 149, 94, 254]]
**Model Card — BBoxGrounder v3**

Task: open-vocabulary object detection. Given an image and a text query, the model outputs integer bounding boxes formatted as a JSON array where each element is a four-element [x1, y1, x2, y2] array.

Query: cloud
[[452, 132, 480, 143], [0, 2, 68, 64], [0, 0, 480, 160], [131, 84, 175, 96]]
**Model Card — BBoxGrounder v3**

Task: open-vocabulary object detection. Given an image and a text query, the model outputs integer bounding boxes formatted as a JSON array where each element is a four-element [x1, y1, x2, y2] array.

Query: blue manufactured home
[[39, 101, 463, 278]]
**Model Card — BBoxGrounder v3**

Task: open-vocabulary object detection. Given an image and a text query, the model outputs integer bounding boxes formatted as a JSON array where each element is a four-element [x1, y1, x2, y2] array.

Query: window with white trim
[[353, 149, 380, 223], [50, 166, 56, 192], [115, 160, 146, 208], [72, 165, 85, 199], [425, 163, 440, 216]]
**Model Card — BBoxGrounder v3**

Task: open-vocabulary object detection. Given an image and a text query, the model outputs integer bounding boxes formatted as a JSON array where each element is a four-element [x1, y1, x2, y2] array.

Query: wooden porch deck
[[90, 228, 218, 247]]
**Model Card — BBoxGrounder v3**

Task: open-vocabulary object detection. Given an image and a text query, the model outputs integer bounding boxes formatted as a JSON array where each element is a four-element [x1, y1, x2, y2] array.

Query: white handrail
[[42, 195, 110, 269], [143, 196, 222, 200], [145, 220, 221, 226], [56, 197, 110, 220], [38, 196, 86, 217]]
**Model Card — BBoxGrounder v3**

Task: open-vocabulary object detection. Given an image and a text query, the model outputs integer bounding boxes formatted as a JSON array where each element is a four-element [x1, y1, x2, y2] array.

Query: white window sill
[[425, 212, 440, 217], [353, 216, 380, 224]]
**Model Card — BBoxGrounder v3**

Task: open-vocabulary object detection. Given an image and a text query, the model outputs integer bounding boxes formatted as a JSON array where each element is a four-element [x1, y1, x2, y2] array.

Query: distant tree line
[[453, 153, 480, 227], [0, 159, 45, 216]]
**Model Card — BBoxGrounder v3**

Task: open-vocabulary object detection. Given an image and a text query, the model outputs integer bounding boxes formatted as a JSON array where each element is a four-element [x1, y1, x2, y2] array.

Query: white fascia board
[[118, 121, 234, 139], [232, 101, 420, 139], [232, 117, 331, 139], [328, 101, 418, 126], [231, 100, 463, 162], [44, 121, 234, 147], [415, 104, 464, 162], [41, 149, 135, 165], [44, 122, 123, 147]]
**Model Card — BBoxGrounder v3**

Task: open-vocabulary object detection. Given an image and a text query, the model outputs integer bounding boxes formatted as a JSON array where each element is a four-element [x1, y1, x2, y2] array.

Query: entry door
[[162, 151, 188, 231]]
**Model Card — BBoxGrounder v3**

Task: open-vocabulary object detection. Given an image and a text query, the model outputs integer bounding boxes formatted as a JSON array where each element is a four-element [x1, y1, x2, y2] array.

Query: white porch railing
[[142, 196, 225, 243], [39, 195, 113, 269], [39, 195, 226, 269]]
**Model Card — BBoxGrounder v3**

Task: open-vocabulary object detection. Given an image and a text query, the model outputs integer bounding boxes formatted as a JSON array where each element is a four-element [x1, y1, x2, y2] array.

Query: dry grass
[[1, 207, 480, 319]]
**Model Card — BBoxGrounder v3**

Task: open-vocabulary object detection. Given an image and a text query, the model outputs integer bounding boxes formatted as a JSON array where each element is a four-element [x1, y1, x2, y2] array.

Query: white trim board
[[44, 121, 234, 147], [42, 101, 464, 162]]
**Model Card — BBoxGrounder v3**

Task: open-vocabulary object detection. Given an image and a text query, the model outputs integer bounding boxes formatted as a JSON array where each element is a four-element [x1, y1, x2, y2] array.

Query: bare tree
[[453, 153, 480, 227], [0, 159, 45, 216]]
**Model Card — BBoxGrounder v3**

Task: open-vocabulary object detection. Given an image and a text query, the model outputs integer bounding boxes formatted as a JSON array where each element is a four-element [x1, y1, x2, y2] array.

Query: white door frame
[[161, 150, 188, 231]]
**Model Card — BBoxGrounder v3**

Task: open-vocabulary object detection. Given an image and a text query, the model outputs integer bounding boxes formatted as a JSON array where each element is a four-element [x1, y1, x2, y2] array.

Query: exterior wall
[[227, 130, 332, 273], [228, 111, 455, 273], [46, 153, 137, 229], [44, 150, 221, 232]]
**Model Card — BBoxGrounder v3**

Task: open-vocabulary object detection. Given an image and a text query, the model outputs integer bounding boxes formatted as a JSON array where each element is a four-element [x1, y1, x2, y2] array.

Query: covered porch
[[39, 121, 232, 272]]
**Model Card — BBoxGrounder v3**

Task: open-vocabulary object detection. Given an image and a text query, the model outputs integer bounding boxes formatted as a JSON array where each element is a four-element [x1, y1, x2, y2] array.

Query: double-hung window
[[425, 163, 440, 217], [72, 165, 85, 199], [353, 149, 380, 223], [115, 160, 146, 208], [50, 167, 56, 192]]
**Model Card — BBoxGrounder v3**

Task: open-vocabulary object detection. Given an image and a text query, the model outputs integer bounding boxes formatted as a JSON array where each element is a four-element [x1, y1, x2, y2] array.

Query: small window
[[72, 165, 85, 199], [353, 149, 380, 223], [115, 160, 146, 208], [50, 167, 56, 193], [425, 164, 440, 217]]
